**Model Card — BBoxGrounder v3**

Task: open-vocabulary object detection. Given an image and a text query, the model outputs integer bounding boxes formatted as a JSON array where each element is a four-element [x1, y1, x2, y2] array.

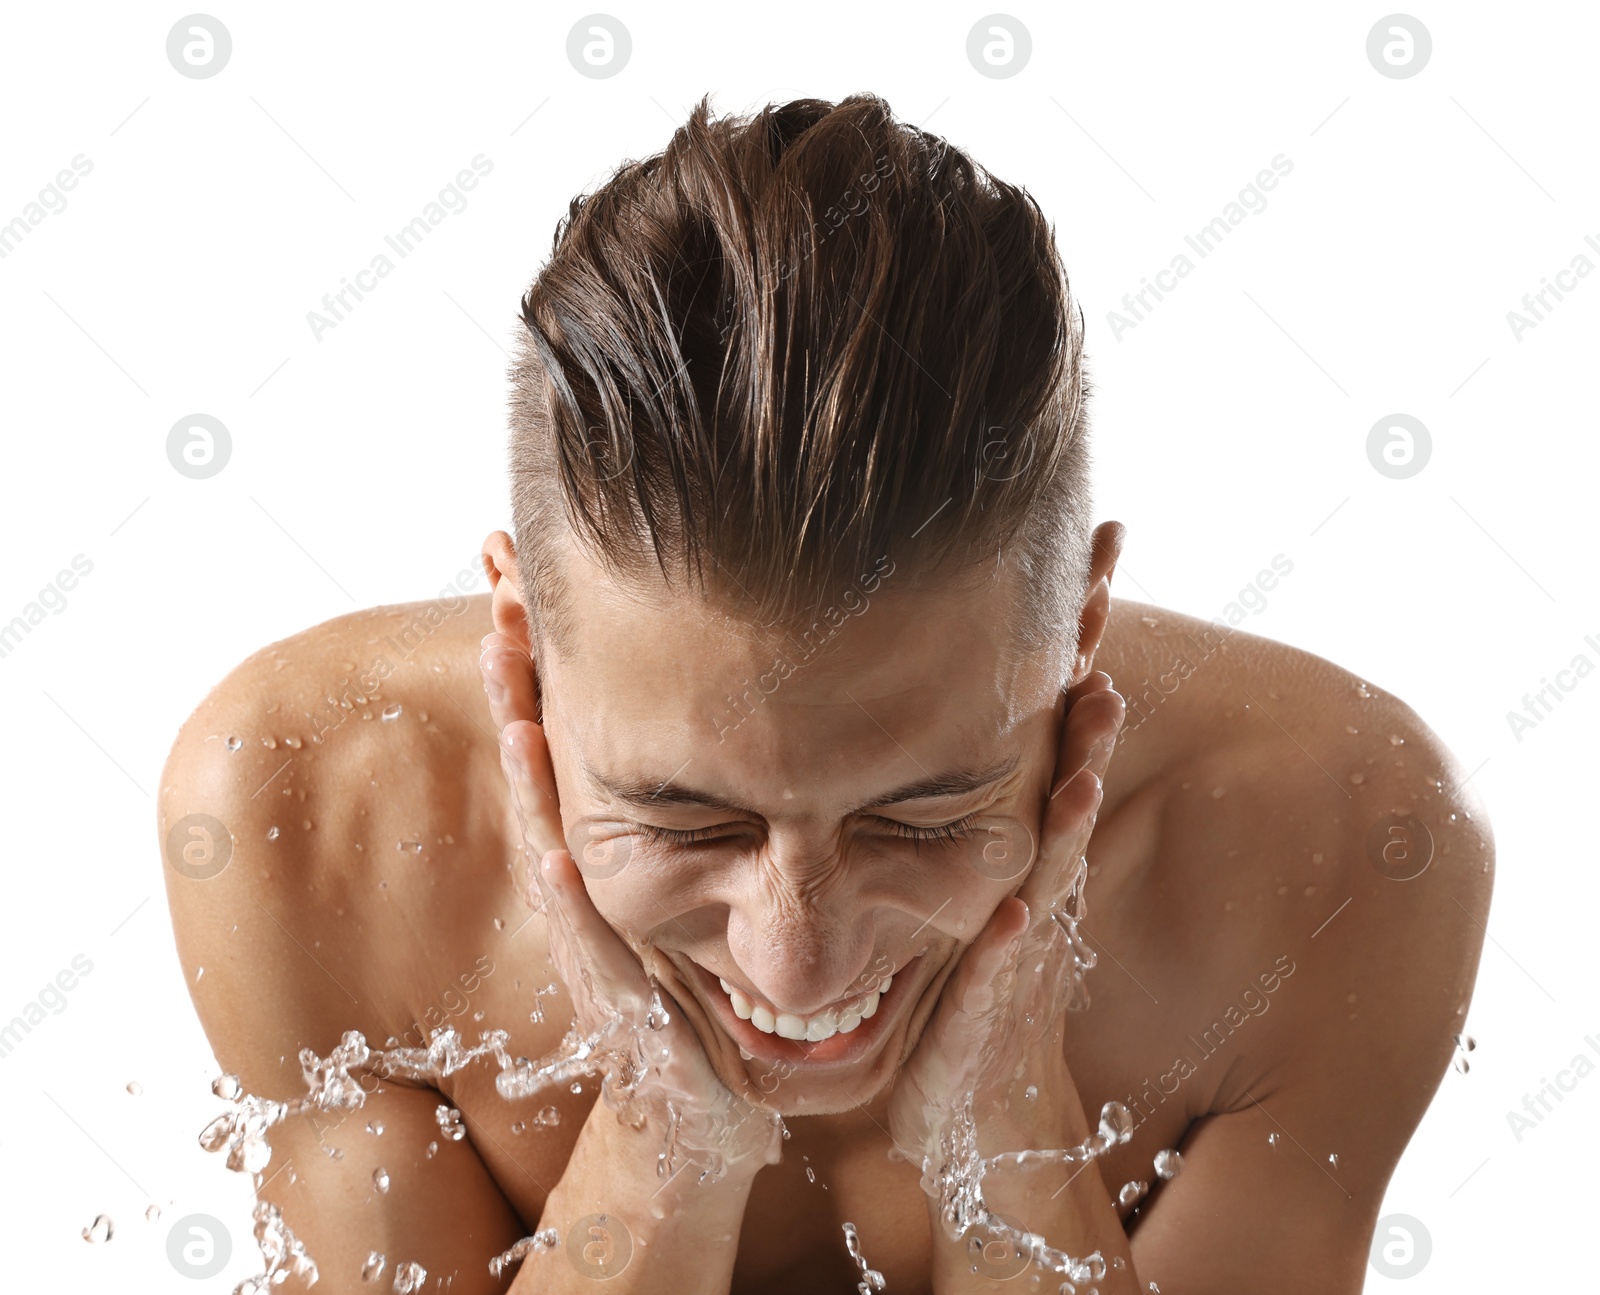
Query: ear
[[1066, 521, 1127, 687], [482, 531, 534, 654]]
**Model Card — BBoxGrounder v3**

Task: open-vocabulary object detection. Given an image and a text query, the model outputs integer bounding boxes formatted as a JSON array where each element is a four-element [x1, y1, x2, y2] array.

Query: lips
[[686, 956, 920, 1068]]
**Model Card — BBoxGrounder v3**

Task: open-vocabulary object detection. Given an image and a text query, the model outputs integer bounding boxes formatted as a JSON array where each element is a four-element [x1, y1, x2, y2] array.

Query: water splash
[[232, 1202, 317, 1294], [921, 1094, 1124, 1282], [1052, 855, 1098, 1014], [488, 1228, 559, 1279], [842, 1222, 887, 1292]]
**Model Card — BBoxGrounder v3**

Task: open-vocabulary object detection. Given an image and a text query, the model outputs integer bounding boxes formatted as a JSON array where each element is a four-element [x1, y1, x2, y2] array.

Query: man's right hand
[[480, 632, 781, 1291]]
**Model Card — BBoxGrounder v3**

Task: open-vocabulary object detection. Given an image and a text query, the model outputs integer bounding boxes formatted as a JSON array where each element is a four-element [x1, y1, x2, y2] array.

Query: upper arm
[[160, 651, 530, 1293], [1127, 698, 1494, 1293]]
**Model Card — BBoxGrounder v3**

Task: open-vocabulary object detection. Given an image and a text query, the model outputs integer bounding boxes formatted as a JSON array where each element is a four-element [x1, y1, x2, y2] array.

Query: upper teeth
[[717, 974, 892, 1042]]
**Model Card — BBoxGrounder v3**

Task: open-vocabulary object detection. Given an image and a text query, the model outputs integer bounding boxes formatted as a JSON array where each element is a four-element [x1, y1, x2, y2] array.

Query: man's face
[[533, 542, 1072, 1117]]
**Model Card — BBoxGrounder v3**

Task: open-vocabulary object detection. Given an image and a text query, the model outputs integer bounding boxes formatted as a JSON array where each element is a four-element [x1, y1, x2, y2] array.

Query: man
[[160, 95, 1492, 1293]]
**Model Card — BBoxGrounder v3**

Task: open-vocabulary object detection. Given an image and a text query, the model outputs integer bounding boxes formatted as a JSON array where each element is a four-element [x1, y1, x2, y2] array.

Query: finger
[[538, 847, 654, 1015], [920, 897, 1029, 1064], [1014, 765, 1102, 963], [498, 719, 567, 892], [480, 638, 542, 733], [1048, 675, 1126, 801]]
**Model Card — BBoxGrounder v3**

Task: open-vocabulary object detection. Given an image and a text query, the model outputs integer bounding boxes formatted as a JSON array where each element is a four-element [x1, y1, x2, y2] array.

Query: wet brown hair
[[508, 93, 1093, 662]]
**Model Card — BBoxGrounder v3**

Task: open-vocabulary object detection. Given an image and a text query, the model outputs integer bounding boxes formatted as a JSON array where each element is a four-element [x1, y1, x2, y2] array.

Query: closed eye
[[633, 822, 741, 847], [633, 812, 985, 849], [872, 812, 983, 845]]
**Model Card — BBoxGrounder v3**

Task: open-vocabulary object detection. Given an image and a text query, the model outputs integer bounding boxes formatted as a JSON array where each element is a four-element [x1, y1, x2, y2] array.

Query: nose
[[724, 885, 871, 1016]]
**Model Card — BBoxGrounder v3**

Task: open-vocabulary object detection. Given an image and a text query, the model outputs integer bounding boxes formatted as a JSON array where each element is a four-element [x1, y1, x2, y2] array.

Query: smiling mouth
[[722, 974, 889, 1042], [684, 956, 921, 1067]]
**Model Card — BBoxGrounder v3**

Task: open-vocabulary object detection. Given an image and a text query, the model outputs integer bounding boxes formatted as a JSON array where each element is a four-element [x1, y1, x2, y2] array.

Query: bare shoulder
[[1098, 598, 1494, 1193], [157, 595, 532, 1076]]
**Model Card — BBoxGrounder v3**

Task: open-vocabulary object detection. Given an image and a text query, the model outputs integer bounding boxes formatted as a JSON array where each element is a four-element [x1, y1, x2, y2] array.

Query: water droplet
[[1267, 1132, 1281, 1147], [1327, 1153, 1340, 1168], [424, 1141, 438, 1159], [212, 1073, 241, 1100], [1117, 1180, 1147, 1208], [570, 1081, 583, 1094], [372, 1167, 390, 1192], [262, 736, 277, 749], [1354, 681, 1372, 699], [511, 1121, 525, 1135], [1389, 734, 1405, 746], [1453, 1055, 1471, 1074], [1210, 787, 1227, 800], [361, 1251, 386, 1282], [125, 1080, 142, 1096], [1455, 1033, 1476, 1052], [226, 736, 242, 752], [435, 1105, 465, 1141], [382, 704, 402, 721], [284, 735, 302, 749], [366, 1120, 384, 1136], [493, 917, 505, 931], [1348, 772, 1365, 785], [535, 1106, 560, 1127], [397, 841, 422, 853], [1024, 1084, 1038, 1101], [81, 1214, 113, 1244], [1153, 1148, 1183, 1180], [806, 1166, 816, 1183], [392, 1260, 427, 1293], [1098, 1101, 1134, 1143], [266, 825, 280, 840], [145, 1204, 161, 1222]]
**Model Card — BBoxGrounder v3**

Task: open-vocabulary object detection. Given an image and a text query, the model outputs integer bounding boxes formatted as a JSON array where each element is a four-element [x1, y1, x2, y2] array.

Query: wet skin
[[161, 528, 1492, 1294]]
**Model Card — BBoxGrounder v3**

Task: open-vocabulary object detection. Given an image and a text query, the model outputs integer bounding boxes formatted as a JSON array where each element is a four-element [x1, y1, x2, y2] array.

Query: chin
[[727, 1055, 901, 1118]]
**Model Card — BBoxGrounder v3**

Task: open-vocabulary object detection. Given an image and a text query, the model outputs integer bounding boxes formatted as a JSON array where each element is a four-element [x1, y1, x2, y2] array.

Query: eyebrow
[[581, 750, 1022, 817]]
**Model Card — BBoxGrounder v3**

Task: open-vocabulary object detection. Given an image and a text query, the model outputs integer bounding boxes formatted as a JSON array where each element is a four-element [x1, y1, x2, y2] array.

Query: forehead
[[537, 540, 1066, 807]]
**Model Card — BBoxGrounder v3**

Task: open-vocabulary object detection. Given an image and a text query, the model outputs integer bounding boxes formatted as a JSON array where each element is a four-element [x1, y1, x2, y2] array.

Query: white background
[[0, 1, 1594, 1289]]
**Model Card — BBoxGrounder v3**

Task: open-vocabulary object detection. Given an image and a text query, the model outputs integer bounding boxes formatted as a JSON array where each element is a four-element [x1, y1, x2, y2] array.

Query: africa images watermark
[[1120, 554, 1296, 740], [0, 553, 94, 662], [709, 555, 897, 743], [306, 155, 494, 341], [1505, 232, 1600, 342], [1504, 1030, 1600, 1143], [1107, 154, 1295, 341], [0, 954, 95, 1061], [1503, 630, 1600, 743], [298, 555, 488, 745], [0, 154, 93, 262], [1115, 954, 1297, 1132]]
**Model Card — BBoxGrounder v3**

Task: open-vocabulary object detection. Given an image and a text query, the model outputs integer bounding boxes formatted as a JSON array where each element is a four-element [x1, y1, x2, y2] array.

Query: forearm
[[510, 1104, 759, 1295]]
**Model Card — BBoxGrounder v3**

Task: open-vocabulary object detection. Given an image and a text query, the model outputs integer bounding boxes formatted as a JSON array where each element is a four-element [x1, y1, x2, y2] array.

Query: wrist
[[527, 1098, 764, 1294]]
